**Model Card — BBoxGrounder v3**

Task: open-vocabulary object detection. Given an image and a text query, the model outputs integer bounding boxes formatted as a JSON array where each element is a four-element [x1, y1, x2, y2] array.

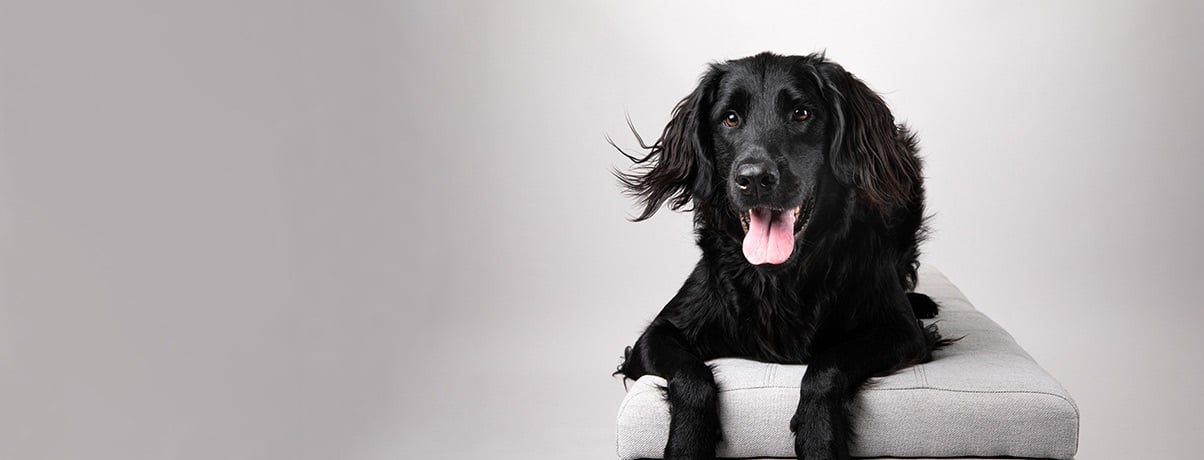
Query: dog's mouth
[[738, 197, 815, 266]]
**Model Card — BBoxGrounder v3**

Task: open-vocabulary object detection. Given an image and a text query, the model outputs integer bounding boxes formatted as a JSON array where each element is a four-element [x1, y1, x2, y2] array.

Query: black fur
[[613, 53, 948, 460]]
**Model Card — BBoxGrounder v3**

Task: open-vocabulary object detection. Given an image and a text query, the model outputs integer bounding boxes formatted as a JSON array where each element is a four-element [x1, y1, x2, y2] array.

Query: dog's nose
[[735, 161, 779, 196]]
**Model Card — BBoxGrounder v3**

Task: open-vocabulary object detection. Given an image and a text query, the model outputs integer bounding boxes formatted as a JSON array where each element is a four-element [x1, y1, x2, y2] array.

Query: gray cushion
[[615, 266, 1079, 459]]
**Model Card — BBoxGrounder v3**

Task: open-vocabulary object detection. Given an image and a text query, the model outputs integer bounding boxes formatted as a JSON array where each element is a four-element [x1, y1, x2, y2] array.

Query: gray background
[[1, 1, 1202, 459]]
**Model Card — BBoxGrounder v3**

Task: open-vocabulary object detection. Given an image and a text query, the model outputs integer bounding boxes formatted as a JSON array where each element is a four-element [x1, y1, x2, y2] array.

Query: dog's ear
[[814, 61, 920, 211], [613, 67, 722, 221]]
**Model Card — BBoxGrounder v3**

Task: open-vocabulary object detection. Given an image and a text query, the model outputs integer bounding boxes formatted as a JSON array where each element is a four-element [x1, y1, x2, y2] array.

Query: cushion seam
[[713, 384, 1079, 416], [872, 386, 1081, 420]]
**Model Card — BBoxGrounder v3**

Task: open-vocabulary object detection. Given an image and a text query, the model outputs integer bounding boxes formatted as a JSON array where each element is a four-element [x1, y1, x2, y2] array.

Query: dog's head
[[616, 52, 920, 266]]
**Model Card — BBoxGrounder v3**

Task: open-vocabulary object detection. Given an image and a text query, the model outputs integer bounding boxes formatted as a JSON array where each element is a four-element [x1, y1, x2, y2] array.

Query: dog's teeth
[[793, 206, 801, 217]]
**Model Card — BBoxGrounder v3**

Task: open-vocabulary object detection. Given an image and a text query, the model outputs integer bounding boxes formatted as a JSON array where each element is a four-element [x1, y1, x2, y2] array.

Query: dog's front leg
[[789, 326, 925, 460], [625, 323, 720, 460]]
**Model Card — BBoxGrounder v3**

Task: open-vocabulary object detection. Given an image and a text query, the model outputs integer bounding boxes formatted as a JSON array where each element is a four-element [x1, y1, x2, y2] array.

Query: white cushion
[[615, 266, 1079, 459]]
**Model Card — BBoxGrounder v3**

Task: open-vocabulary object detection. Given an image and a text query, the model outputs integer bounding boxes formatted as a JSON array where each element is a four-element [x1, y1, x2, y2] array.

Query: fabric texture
[[615, 266, 1079, 459]]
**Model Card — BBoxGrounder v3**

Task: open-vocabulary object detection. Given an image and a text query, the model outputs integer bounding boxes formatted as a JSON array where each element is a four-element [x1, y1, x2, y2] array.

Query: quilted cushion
[[615, 266, 1079, 459]]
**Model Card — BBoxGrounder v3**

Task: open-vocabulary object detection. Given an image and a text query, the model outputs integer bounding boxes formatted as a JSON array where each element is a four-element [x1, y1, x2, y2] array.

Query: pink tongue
[[743, 208, 797, 265]]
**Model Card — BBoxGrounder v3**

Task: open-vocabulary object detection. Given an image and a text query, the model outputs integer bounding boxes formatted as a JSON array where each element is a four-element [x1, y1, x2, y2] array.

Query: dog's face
[[708, 58, 831, 265], [616, 53, 920, 268]]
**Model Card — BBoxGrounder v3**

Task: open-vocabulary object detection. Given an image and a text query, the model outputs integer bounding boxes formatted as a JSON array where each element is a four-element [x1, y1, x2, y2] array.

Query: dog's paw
[[663, 443, 716, 460], [790, 387, 851, 460]]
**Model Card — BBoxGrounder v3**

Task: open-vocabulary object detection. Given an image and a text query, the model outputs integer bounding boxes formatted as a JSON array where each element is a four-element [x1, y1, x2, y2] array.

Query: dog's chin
[[736, 196, 815, 266]]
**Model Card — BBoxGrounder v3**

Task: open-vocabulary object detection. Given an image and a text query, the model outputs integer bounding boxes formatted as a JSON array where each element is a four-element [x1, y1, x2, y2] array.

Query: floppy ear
[[613, 67, 722, 221], [815, 61, 921, 211]]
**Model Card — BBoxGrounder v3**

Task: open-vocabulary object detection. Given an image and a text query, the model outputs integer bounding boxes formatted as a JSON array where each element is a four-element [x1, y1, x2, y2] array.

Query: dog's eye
[[792, 108, 811, 122], [723, 112, 740, 128]]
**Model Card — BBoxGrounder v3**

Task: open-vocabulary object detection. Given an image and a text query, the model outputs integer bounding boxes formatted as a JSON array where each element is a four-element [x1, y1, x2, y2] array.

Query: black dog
[[613, 53, 947, 460]]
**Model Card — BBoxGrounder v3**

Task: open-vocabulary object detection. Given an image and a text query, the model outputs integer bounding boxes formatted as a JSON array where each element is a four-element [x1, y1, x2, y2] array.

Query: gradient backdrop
[[2, 1, 1202, 459]]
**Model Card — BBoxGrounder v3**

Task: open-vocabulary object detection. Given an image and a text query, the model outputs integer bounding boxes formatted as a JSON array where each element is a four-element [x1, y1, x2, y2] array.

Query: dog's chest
[[729, 294, 818, 364]]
